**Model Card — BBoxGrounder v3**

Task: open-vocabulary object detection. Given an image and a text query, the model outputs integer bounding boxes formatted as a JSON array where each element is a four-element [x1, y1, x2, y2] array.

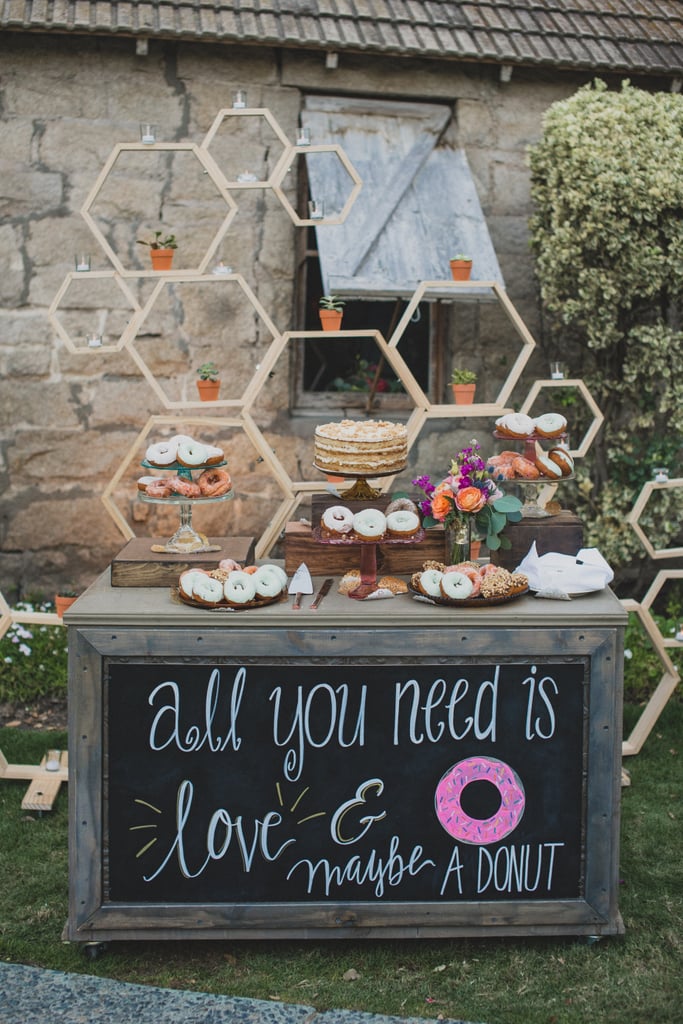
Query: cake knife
[[309, 577, 333, 611], [289, 562, 313, 610]]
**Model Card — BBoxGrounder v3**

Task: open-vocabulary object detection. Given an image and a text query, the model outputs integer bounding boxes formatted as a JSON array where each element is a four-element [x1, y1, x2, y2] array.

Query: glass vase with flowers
[[413, 440, 523, 563]]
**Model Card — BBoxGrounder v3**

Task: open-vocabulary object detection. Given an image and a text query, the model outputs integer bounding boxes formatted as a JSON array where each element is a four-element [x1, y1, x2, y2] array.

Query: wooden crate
[[110, 537, 255, 587], [284, 521, 446, 576], [490, 512, 584, 571]]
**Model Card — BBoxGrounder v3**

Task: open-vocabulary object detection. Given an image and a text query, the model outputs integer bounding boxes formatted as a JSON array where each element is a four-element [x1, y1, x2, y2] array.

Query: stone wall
[[0, 31, 593, 601]]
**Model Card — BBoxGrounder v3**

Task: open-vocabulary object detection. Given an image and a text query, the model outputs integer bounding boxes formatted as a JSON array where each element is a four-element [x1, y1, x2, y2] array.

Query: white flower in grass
[[624, 649, 633, 659], [18, 643, 31, 656]]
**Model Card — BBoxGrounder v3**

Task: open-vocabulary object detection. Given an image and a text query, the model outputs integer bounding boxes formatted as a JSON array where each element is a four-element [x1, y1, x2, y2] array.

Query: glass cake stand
[[313, 526, 424, 600], [491, 431, 572, 518], [139, 460, 233, 553]]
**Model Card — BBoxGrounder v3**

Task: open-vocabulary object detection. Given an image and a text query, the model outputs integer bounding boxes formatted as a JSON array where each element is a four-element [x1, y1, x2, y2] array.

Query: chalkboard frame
[[66, 612, 624, 942]]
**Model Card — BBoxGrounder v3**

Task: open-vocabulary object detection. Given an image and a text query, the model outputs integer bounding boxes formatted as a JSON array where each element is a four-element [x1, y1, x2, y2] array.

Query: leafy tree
[[528, 80, 683, 582]]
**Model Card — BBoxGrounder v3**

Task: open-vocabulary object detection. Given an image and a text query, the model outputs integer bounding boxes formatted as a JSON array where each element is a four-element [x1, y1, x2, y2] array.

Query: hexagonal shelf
[[271, 145, 362, 226], [48, 271, 143, 354], [201, 107, 291, 189], [122, 274, 283, 410], [80, 143, 238, 275], [388, 280, 536, 419], [627, 477, 683, 560], [620, 596, 681, 756], [520, 378, 604, 458]]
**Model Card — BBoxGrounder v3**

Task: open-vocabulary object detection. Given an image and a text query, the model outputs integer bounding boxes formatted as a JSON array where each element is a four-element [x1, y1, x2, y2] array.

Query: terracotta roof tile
[[2, 0, 682, 76]]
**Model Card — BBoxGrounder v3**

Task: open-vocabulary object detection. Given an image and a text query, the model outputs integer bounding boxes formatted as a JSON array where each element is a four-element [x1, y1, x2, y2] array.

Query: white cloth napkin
[[516, 542, 614, 600]]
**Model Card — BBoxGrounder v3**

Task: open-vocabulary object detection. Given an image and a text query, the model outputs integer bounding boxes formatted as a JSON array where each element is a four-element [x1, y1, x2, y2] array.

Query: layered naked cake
[[314, 419, 408, 476]]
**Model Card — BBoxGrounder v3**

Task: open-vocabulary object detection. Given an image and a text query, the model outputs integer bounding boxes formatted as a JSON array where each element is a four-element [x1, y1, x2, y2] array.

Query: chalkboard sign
[[106, 660, 586, 905]]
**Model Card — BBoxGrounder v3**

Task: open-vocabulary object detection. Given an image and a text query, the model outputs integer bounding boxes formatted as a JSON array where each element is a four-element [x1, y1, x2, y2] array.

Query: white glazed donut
[[440, 571, 475, 601], [192, 574, 225, 606], [495, 412, 535, 438], [137, 475, 157, 492], [534, 413, 567, 438], [386, 509, 420, 537], [418, 568, 443, 597], [265, 564, 288, 589], [352, 508, 387, 540], [204, 444, 225, 466], [253, 565, 284, 599], [176, 440, 209, 467], [223, 570, 257, 605], [145, 440, 177, 466], [322, 505, 354, 535], [179, 569, 210, 599], [534, 441, 563, 479], [547, 445, 574, 475]]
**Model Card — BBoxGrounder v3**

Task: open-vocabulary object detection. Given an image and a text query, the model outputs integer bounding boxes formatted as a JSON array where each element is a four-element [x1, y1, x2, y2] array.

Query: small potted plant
[[319, 294, 346, 331], [449, 254, 473, 281], [55, 587, 78, 619], [450, 368, 477, 404], [137, 230, 178, 271], [196, 361, 221, 401]]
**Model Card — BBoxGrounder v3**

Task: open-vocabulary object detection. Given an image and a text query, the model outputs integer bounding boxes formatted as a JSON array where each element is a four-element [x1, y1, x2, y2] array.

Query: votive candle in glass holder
[[308, 199, 325, 220], [550, 361, 565, 379], [140, 123, 158, 144], [296, 127, 311, 146], [87, 334, 103, 349], [232, 90, 247, 109], [675, 624, 683, 643], [237, 169, 258, 182], [74, 253, 91, 272], [212, 261, 232, 275], [653, 467, 669, 482]]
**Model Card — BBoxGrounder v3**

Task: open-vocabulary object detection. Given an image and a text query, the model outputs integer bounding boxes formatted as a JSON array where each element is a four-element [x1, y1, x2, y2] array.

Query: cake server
[[289, 562, 313, 610], [309, 577, 333, 611]]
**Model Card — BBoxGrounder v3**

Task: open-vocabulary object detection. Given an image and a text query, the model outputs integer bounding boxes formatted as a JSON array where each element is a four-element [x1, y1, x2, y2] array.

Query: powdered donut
[[176, 440, 209, 467], [534, 412, 567, 438], [495, 413, 535, 438], [145, 440, 177, 466], [386, 509, 420, 537], [435, 756, 525, 845], [418, 568, 443, 597], [168, 475, 202, 498], [192, 574, 225, 606], [253, 565, 284, 599], [385, 497, 419, 516], [223, 570, 257, 605], [440, 571, 474, 601], [321, 505, 354, 536], [198, 468, 231, 497], [352, 508, 387, 541]]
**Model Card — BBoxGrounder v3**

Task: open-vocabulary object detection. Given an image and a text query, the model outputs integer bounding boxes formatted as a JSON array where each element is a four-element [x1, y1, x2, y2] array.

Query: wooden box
[[284, 521, 446, 576], [490, 511, 584, 571], [110, 536, 255, 588]]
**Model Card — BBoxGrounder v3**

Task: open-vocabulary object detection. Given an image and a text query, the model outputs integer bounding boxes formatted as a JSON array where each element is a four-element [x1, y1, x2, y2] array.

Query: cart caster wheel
[[83, 941, 109, 960]]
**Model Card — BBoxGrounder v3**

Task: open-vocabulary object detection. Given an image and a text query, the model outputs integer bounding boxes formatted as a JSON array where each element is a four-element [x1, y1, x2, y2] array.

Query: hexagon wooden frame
[[48, 271, 143, 354], [627, 477, 683, 560], [271, 144, 363, 226], [520, 378, 604, 458]]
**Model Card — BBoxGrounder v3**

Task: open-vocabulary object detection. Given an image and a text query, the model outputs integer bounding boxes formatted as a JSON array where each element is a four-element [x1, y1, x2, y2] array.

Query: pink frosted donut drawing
[[435, 756, 525, 845]]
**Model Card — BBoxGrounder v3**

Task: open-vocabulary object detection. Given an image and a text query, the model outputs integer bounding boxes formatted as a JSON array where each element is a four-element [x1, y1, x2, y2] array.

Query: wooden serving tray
[[110, 536, 255, 588]]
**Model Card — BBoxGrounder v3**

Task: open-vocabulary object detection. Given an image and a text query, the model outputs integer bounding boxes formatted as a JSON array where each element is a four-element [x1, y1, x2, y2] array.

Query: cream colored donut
[[253, 565, 284, 599], [548, 445, 574, 475], [179, 569, 210, 599], [176, 440, 209, 467], [145, 440, 177, 466], [419, 568, 443, 597], [353, 508, 387, 540], [223, 570, 257, 605], [322, 505, 354, 535], [440, 571, 475, 601], [192, 574, 225, 606], [495, 413, 535, 438], [386, 509, 420, 537], [534, 412, 567, 438]]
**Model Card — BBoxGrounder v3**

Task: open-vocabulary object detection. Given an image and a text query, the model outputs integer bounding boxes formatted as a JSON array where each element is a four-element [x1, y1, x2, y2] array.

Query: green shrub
[[528, 80, 683, 582]]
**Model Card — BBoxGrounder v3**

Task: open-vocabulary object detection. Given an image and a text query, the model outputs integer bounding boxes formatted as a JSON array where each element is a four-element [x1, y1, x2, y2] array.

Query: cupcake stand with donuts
[[138, 459, 233, 554]]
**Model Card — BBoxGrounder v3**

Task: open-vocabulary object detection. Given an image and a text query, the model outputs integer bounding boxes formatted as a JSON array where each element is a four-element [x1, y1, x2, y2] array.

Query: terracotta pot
[[150, 248, 175, 271], [319, 309, 343, 331], [55, 594, 77, 618], [449, 259, 472, 281], [196, 379, 221, 401], [452, 383, 476, 404]]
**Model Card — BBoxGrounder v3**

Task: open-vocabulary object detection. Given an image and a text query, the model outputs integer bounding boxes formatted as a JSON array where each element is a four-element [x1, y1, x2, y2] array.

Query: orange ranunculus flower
[[455, 486, 487, 514], [430, 491, 453, 521]]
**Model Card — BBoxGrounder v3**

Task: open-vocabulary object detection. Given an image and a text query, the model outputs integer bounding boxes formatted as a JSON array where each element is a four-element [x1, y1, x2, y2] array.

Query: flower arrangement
[[412, 440, 523, 554]]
